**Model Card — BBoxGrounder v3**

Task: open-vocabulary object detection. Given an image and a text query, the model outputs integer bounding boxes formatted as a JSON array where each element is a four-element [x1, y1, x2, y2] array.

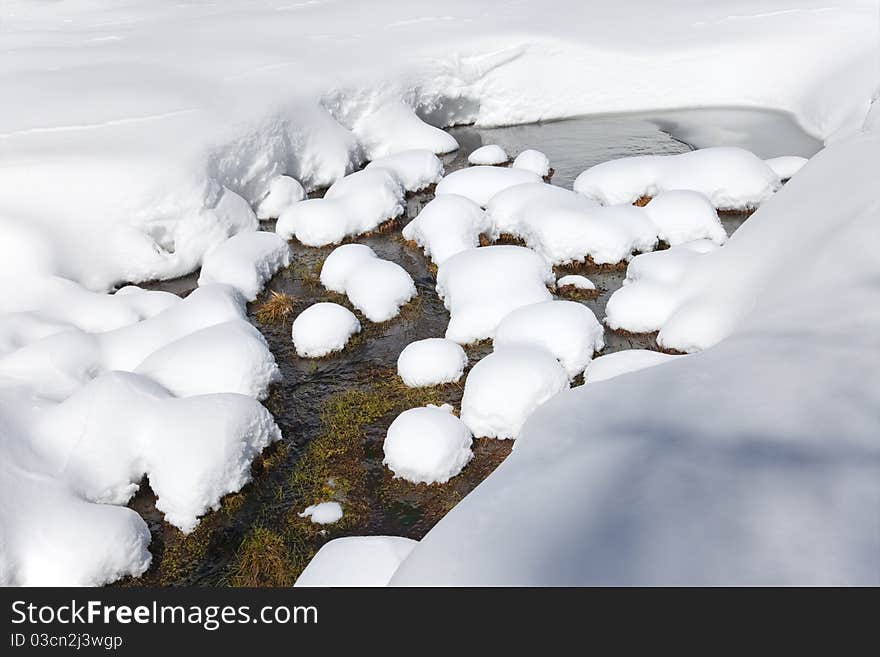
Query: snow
[[556, 274, 595, 291], [1, 0, 878, 587], [605, 243, 716, 336], [383, 404, 474, 484], [643, 191, 727, 246], [522, 204, 659, 266], [512, 149, 551, 177], [319, 244, 378, 294], [392, 112, 880, 587], [197, 231, 291, 301], [584, 349, 682, 383], [255, 176, 305, 220], [275, 169, 405, 246], [299, 502, 343, 525], [134, 320, 281, 400], [397, 338, 468, 387], [486, 182, 600, 238], [435, 166, 542, 208], [401, 194, 491, 265], [460, 346, 570, 439], [345, 259, 417, 323], [291, 303, 361, 358], [319, 246, 416, 322], [493, 301, 605, 378], [435, 246, 555, 344], [468, 144, 509, 165], [765, 155, 809, 180], [352, 101, 459, 160], [366, 149, 444, 192], [294, 536, 417, 587], [573, 147, 782, 210]]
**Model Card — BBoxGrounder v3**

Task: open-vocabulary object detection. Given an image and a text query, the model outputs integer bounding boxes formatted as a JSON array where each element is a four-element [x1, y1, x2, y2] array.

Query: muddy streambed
[[125, 109, 820, 586]]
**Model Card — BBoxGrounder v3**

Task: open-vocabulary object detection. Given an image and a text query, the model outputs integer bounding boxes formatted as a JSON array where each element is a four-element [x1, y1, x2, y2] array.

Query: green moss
[[229, 526, 299, 587]]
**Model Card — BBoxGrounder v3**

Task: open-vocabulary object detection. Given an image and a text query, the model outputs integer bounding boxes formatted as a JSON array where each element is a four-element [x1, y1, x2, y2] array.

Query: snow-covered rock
[[556, 274, 596, 291], [366, 149, 444, 192], [30, 371, 280, 534], [383, 404, 473, 484], [605, 243, 715, 335], [345, 258, 416, 322], [585, 349, 682, 383], [764, 155, 808, 180], [134, 320, 280, 400], [435, 166, 542, 208], [353, 101, 458, 160], [291, 302, 361, 358], [255, 176, 305, 220], [493, 301, 604, 378], [436, 246, 555, 344], [460, 346, 570, 439], [198, 231, 291, 300], [512, 149, 551, 177], [276, 169, 405, 246], [294, 536, 417, 587], [573, 147, 781, 210], [319, 243, 378, 294], [402, 194, 491, 265], [298, 502, 343, 525], [468, 144, 509, 165], [486, 181, 600, 237], [643, 191, 727, 246], [397, 338, 468, 387]]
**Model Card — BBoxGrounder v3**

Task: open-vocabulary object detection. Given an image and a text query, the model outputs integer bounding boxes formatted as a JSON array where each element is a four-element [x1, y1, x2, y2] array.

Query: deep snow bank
[[0, 0, 875, 292], [392, 125, 880, 586]]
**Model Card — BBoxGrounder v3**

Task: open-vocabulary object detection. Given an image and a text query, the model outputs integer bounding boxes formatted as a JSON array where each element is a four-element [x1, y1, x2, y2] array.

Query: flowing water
[[126, 108, 821, 585]]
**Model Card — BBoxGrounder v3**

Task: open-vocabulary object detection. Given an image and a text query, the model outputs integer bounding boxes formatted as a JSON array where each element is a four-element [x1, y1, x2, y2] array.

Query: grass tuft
[[254, 291, 296, 324]]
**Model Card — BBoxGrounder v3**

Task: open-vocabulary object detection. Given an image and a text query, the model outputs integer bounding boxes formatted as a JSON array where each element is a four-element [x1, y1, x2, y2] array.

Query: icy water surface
[[126, 109, 820, 585]]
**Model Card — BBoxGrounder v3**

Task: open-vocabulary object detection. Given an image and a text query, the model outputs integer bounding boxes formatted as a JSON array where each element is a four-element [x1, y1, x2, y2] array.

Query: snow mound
[[319, 243, 378, 294], [521, 205, 658, 266], [197, 231, 291, 301], [397, 338, 468, 387], [383, 404, 474, 484], [134, 320, 281, 400], [643, 191, 727, 246], [764, 155, 808, 180], [291, 303, 361, 358], [468, 144, 509, 165], [461, 346, 570, 439], [366, 149, 444, 192], [512, 149, 551, 177], [557, 274, 595, 291], [401, 194, 491, 265], [299, 502, 343, 525], [605, 243, 716, 336], [256, 176, 305, 220], [345, 258, 416, 322], [494, 301, 605, 378], [353, 101, 458, 160], [294, 536, 417, 587], [31, 371, 280, 533], [573, 147, 781, 210], [275, 169, 405, 246], [486, 182, 600, 237], [436, 246, 555, 344], [585, 349, 682, 383], [435, 166, 542, 208]]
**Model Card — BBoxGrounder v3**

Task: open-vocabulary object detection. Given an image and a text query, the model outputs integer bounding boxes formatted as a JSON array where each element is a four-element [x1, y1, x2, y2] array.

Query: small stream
[[126, 108, 821, 586]]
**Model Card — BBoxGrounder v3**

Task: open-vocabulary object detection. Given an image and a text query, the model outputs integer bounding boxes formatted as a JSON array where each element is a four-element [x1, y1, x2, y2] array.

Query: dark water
[[127, 109, 820, 585]]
